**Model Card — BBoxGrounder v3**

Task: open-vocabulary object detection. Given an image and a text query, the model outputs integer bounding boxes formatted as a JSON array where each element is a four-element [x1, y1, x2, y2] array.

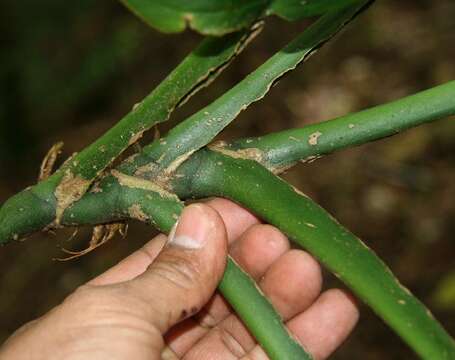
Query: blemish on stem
[[132, 102, 142, 111], [128, 204, 149, 222], [54, 170, 91, 225], [208, 141, 265, 164], [112, 170, 179, 201], [162, 150, 197, 176], [39, 141, 64, 181], [308, 131, 322, 146]]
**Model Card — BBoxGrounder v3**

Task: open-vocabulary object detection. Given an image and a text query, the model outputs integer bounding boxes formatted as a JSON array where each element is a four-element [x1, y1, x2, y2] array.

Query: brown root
[[56, 223, 127, 261], [38, 141, 64, 181]]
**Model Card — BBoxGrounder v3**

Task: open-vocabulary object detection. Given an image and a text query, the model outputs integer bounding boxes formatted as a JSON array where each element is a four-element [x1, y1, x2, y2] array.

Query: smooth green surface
[[132, 2, 369, 176], [230, 80, 455, 169], [121, 0, 365, 35], [220, 258, 313, 360], [179, 149, 455, 359]]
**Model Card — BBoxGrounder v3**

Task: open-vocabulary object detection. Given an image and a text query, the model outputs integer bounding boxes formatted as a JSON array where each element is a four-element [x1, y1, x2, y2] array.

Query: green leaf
[[120, 0, 367, 35], [269, 0, 365, 21]]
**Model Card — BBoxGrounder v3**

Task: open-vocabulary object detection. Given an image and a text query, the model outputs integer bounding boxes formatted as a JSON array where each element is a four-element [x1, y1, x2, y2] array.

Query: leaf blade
[[121, 0, 368, 35]]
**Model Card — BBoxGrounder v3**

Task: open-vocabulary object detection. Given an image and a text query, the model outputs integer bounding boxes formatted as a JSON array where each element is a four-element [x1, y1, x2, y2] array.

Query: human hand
[[0, 199, 358, 360]]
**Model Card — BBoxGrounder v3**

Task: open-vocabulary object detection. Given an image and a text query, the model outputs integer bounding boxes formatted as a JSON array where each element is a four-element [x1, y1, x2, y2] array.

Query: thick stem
[[175, 149, 455, 359], [227, 80, 455, 170], [62, 171, 313, 360], [0, 30, 258, 244]]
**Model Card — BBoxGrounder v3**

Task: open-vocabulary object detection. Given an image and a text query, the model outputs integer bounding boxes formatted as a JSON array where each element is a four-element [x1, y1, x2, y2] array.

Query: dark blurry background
[[0, 1, 454, 358]]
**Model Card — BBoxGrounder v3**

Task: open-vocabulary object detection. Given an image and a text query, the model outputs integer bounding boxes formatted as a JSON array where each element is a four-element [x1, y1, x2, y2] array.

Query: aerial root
[[38, 141, 64, 181], [56, 223, 128, 261]]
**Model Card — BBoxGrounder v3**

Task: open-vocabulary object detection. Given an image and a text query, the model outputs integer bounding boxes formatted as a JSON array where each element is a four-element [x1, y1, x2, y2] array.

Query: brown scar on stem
[[158, 150, 197, 180], [111, 170, 180, 201], [135, 162, 159, 177], [39, 141, 64, 181], [308, 131, 322, 146], [208, 141, 266, 164], [128, 204, 149, 222], [54, 169, 91, 225], [209, 141, 293, 174]]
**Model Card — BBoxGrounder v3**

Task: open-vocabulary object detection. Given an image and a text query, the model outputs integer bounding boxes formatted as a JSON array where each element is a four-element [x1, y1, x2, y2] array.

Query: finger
[[247, 289, 359, 360], [163, 200, 261, 346], [206, 198, 261, 244], [126, 203, 228, 334], [183, 249, 323, 359], [165, 224, 290, 356], [257, 250, 322, 320], [88, 234, 167, 286], [286, 289, 359, 360], [89, 198, 259, 286], [228, 225, 291, 279]]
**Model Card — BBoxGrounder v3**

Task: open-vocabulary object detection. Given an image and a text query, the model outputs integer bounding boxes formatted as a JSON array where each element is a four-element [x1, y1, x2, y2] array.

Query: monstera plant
[[0, 0, 454, 358]]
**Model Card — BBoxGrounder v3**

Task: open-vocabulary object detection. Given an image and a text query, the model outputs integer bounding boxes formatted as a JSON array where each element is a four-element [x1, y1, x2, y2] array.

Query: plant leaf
[[120, 0, 366, 35], [269, 0, 364, 21]]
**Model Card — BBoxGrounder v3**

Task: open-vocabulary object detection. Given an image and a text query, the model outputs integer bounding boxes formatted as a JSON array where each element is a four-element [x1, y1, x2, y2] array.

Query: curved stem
[[0, 30, 258, 244], [220, 257, 312, 360], [127, 1, 370, 177], [176, 149, 455, 359], [63, 172, 313, 360], [228, 80, 455, 170]]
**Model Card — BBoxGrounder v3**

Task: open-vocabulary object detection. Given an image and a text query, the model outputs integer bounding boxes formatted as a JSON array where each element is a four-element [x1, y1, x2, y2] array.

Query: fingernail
[[167, 205, 210, 249]]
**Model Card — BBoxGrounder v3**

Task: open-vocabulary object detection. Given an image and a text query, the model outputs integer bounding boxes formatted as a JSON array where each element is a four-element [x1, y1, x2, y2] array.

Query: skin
[[0, 199, 359, 360]]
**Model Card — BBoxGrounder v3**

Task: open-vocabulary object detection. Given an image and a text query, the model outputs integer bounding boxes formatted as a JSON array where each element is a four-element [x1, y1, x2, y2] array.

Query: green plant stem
[[58, 28, 259, 182], [227, 80, 455, 170], [220, 257, 312, 360], [63, 172, 313, 360], [173, 149, 455, 359], [0, 1, 369, 243], [126, 1, 370, 178], [0, 30, 259, 244]]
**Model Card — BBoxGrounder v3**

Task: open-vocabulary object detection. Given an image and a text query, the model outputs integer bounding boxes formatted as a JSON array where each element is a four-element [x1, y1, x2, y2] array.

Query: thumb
[[128, 203, 228, 334]]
